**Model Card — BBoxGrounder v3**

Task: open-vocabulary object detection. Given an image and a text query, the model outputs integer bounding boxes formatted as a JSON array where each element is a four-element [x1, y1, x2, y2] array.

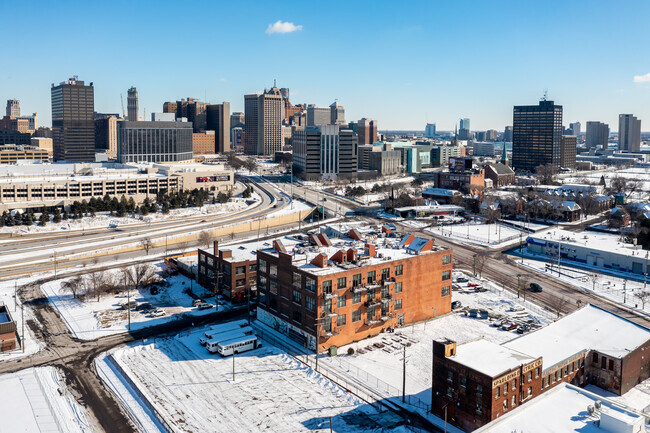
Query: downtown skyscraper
[[127, 87, 138, 121], [512, 99, 562, 171], [51, 77, 95, 161], [618, 114, 641, 152], [244, 86, 283, 155]]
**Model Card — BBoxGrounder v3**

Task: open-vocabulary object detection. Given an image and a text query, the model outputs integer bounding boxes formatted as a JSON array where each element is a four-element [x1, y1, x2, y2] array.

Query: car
[[196, 302, 213, 310], [467, 282, 479, 287], [517, 324, 531, 334], [473, 286, 488, 293], [192, 299, 205, 307], [135, 302, 152, 311], [529, 283, 543, 293], [501, 322, 519, 331], [452, 283, 462, 291], [149, 309, 166, 318], [491, 319, 507, 327], [119, 300, 137, 310], [456, 277, 469, 283], [451, 300, 462, 309]]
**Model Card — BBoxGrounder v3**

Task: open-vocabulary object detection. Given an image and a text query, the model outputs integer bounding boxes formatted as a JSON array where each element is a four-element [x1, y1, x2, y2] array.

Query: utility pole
[[473, 254, 477, 277], [645, 251, 648, 292], [623, 279, 627, 304], [232, 349, 236, 381], [557, 240, 561, 277], [520, 233, 523, 264], [246, 286, 251, 326], [21, 304, 24, 353], [402, 345, 407, 403], [124, 273, 131, 331], [517, 274, 521, 299], [14, 281, 17, 312]]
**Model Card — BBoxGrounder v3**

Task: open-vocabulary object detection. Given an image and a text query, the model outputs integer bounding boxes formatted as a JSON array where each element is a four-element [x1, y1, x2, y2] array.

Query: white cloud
[[219, 77, 227, 82], [265, 20, 302, 35], [633, 73, 650, 83]]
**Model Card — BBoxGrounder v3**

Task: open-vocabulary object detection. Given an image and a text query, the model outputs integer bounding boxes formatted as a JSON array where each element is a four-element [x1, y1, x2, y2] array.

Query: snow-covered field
[[105, 329, 409, 433], [0, 367, 92, 432], [41, 262, 229, 340], [560, 166, 650, 201], [426, 221, 527, 248], [0, 276, 45, 361], [325, 271, 552, 408]]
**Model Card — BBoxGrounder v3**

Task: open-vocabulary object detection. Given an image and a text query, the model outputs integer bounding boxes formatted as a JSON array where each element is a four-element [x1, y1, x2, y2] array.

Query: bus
[[200, 320, 249, 345], [217, 335, 260, 356], [206, 327, 254, 353]]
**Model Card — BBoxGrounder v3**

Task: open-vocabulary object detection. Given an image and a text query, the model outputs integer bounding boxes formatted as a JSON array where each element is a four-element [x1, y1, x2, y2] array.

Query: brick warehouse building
[[255, 231, 453, 351], [0, 305, 17, 352], [431, 305, 650, 431]]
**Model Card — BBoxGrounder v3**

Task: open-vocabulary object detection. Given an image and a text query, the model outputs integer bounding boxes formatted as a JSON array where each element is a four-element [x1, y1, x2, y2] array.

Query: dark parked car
[[473, 286, 488, 293], [529, 283, 543, 292], [135, 302, 152, 311], [456, 277, 469, 283], [517, 324, 531, 334], [451, 300, 462, 309]]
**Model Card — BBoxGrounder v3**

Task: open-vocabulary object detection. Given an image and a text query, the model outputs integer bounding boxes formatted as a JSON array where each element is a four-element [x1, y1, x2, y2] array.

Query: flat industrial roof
[[449, 339, 538, 378]]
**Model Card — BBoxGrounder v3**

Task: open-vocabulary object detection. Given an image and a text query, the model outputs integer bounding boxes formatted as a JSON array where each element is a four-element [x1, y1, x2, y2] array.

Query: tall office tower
[[94, 113, 120, 159], [230, 112, 245, 128], [6, 99, 20, 117], [618, 114, 641, 152], [329, 101, 345, 125], [585, 121, 609, 150], [512, 99, 562, 171], [292, 124, 358, 180], [459, 118, 470, 130], [486, 129, 498, 141], [503, 126, 513, 142], [358, 118, 378, 145], [206, 102, 231, 153], [163, 98, 208, 131], [244, 87, 283, 155], [280, 88, 290, 101], [127, 87, 138, 121], [458, 118, 471, 140], [307, 104, 331, 126], [561, 135, 577, 169], [569, 122, 581, 137], [424, 123, 436, 138], [51, 77, 95, 161]]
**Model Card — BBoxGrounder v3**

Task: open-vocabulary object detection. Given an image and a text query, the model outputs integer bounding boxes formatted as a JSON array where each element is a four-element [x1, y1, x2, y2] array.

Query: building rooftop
[[220, 238, 301, 263], [448, 339, 538, 378], [473, 383, 644, 433], [503, 305, 650, 370]]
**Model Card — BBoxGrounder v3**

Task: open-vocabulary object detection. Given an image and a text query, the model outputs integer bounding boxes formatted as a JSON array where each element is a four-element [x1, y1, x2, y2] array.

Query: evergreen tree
[[62, 209, 69, 220], [22, 212, 33, 226], [38, 211, 49, 226], [53, 208, 62, 223]]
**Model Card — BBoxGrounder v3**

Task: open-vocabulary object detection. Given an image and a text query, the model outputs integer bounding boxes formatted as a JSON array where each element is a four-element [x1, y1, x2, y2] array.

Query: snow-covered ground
[[0, 276, 45, 361], [41, 262, 230, 340], [426, 221, 527, 248], [265, 199, 313, 218], [324, 271, 553, 409], [0, 367, 92, 432], [560, 166, 650, 201], [104, 328, 409, 433]]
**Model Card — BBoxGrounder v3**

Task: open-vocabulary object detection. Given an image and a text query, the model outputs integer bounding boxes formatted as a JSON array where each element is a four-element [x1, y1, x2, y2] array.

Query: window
[[395, 299, 402, 310], [442, 254, 451, 265], [366, 306, 375, 322], [249, 264, 257, 272], [601, 356, 607, 370], [553, 372, 558, 383], [382, 268, 390, 280], [503, 400, 508, 411], [442, 270, 451, 281], [395, 282, 402, 293], [527, 387, 532, 398], [476, 384, 483, 396], [323, 280, 332, 294], [269, 264, 277, 277], [460, 375, 467, 388], [258, 275, 267, 290], [367, 288, 375, 300], [608, 360, 614, 371], [352, 310, 361, 322], [476, 400, 482, 414], [293, 272, 302, 286], [441, 286, 451, 297], [292, 310, 302, 323], [395, 265, 403, 276], [504, 384, 508, 395], [447, 386, 454, 397], [235, 266, 246, 275], [323, 299, 332, 314], [337, 277, 346, 290], [259, 259, 267, 273], [352, 274, 362, 287], [270, 280, 278, 295], [535, 367, 540, 378], [305, 296, 315, 312], [367, 270, 376, 284], [323, 317, 332, 332], [337, 314, 346, 327], [592, 353, 598, 363], [527, 372, 532, 382], [512, 379, 517, 391], [292, 290, 302, 304], [511, 395, 516, 406], [338, 295, 346, 308], [447, 371, 453, 382], [571, 362, 575, 373], [495, 387, 500, 399], [381, 286, 389, 299], [235, 279, 245, 287], [353, 292, 361, 304], [305, 277, 316, 292]]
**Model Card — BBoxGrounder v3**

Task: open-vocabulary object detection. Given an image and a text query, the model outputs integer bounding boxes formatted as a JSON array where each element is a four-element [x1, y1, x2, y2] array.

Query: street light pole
[[645, 252, 649, 292], [517, 274, 521, 299]]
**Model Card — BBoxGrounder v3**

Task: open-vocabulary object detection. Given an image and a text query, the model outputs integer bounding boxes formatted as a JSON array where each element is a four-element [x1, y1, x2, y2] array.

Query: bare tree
[[485, 207, 501, 224], [122, 264, 159, 292], [586, 273, 600, 291], [85, 270, 107, 302], [536, 164, 558, 185], [636, 290, 650, 310], [474, 253, 488, 278], [198, 230, 212, 249], [141, 237, 153, 255], [548, 295, 569, 318], [61, 276, 85, 299]]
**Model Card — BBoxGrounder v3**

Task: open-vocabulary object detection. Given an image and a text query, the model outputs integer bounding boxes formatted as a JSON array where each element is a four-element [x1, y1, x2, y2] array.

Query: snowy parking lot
[[103, 328, 409, 433], [426, 221, 528, 248]]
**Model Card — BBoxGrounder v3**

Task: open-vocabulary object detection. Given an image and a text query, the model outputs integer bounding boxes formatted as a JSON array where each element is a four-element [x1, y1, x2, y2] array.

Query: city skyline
[[2, 1, 650, 131]]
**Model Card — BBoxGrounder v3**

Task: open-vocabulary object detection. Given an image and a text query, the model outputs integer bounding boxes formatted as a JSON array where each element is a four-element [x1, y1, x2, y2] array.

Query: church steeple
[[501, 143, 509, 166]]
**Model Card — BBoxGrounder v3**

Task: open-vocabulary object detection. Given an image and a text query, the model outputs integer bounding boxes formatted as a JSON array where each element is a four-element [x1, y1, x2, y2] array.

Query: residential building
[[431, 146, 461, 167], [244, 87, 283, 155], [306, 104, 330, 126], [192, 131, 216, 154], [256, 231, 453, 351], [162, 101, 177, 115], [292, 124, 357, 180], [30, 137, 53, 154], [569, 121, 581, 137], [358, 118, 378, 145], [512, 99, 563, 171], [5, 99, 20, 117], [206, 102, 231, 153], [127, 87, 138, 121], [586, 121, 609, 150], [560, 135, 577, 169], [503, 126, 513, 143], [0, 145, 49, 163], [230, 112, 244, 128], [484, 162, 515, 187], [51, 77, 95, 162], [117, 120, 193, 163], [424, 123, 436, 138], [619, 114, 641, 152], [94, 113, 120, 159]]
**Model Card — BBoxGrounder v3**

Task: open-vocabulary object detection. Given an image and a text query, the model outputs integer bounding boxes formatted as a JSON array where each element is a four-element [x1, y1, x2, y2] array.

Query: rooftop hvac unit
[[587, 405, 596, 416], [594, 400, 602, 409]]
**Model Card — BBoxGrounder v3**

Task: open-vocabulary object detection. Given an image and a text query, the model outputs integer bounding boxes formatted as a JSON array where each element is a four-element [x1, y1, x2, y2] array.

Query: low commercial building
[[432, 305, 650, 431], [392, 204, 463, 219], [431, 146, 461, 167], [422, 188, 462, 204], [192, 131, 216, 155], [0, 305, 17, 352], [292, 124, 358, 181], [434, 166, 485, 194], [31, 137, 53, 155], [369, 150, 401, 175], [0, 130, 31, 146], [256, 231, 453, 352], [117, 120, 193, 163], [471, 141, 495, 157], [0, 145, 49, 163]]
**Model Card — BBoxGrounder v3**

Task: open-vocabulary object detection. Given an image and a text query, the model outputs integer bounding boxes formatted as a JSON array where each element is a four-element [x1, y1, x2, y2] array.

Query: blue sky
[[2, 0, 650, 131]]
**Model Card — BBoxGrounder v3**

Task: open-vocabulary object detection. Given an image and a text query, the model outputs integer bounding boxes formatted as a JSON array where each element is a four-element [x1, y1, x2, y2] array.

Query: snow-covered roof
[[449, 339, 538, 378], [221, 238, 301, 263], [473, 383, 644, 433], [504, 305, 650, 369], [422, 188, 457, 197]]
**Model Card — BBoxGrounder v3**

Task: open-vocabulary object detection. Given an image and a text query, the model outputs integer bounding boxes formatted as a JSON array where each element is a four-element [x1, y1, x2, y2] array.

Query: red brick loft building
[[431, 305, 650, 432], [0, 305, 17, 352], [256, 230, 453, 352]]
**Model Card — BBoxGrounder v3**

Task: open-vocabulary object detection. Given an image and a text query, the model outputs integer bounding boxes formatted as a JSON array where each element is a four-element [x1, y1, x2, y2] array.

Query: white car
[[149, 309, 166, 318]]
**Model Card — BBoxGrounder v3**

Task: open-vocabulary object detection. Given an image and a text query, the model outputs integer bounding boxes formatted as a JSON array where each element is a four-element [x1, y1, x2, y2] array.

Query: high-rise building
[[5, 100, 20, 117], [162, 98, 208, 132], [561, 135, 577, 169], [206, 102, 231, 153], [230, 112, 245, 128], [458, 118, 471, 140], [307, 104, 331, 126], [127, 87, 138, 121], [586, 121, 609, 150], [358, 118, 378, 145], [243, 87, 283, 155], [94, 113, 121, 159], [292, 124, 358, 180], [163, 102, 177, 115], [192, 131, 216, 155], [329, 101, 345, 125], [569, 122, 581, 137], [117, 119, 193, 163], [503, 126, 513, 142], [618, 114, 641, 152], [51, 77, 95, 162], [512, 99, 562, 171], [424, 123, 436, 138], [486, 129, 498, 141], [460, 118, 470, 130]]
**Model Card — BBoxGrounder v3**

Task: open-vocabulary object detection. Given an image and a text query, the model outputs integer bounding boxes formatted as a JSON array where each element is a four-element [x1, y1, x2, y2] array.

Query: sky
[[2, 0, 650, 131]]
